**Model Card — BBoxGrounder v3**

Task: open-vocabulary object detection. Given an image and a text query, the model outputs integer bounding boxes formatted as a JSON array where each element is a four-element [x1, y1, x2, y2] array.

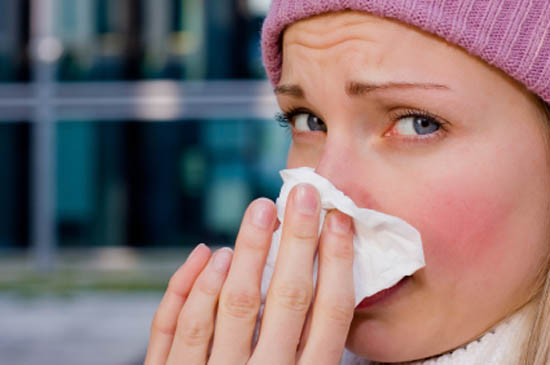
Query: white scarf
[[341, 302, 536, 365]]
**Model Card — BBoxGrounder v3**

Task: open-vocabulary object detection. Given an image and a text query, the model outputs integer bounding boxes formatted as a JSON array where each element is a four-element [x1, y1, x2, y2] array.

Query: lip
[[355, 276, 411, 310]]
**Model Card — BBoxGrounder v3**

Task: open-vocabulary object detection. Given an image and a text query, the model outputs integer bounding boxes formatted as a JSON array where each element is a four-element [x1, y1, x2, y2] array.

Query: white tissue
[[260, 167, 425, 306]]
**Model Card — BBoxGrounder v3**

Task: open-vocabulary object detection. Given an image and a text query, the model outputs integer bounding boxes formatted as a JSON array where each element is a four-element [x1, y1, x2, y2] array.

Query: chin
[[345, 316, 436, 363]]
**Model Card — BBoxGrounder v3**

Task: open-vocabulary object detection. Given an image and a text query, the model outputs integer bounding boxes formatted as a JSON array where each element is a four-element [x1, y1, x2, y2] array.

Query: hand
[[144, 184, 355, 364]]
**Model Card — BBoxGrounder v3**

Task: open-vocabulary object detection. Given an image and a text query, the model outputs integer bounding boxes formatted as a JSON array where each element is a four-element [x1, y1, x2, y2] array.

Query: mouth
[[355, 276, 411, 310]]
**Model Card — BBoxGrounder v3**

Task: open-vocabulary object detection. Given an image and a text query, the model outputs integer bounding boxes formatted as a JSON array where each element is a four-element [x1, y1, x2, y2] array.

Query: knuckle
[[167, 274, 177, 288], [150, 312, 175, 337], [284, 219, 319, 242], [238, 234, 269, 252], [167, 276, 187, 299], [317, 298, 354, 325], [291, 229, 318, 242], [176, 317, 212, 346], [297, 348, 343, 365], [220, 288, 261, 320], [272, 282, 312, 313], [195, 275, 222, 297], [321, 239, 353, 261]]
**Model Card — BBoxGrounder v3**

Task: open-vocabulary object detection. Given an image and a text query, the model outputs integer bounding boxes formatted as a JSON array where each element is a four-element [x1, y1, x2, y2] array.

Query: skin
[[145, 10, 550, 364]]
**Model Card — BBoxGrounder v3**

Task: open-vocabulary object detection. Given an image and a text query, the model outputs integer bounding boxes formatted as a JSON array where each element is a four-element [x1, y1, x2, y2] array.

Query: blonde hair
[[520, 99, 550, 365]]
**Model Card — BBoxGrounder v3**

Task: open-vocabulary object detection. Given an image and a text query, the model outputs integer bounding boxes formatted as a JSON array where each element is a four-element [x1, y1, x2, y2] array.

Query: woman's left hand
[[145, 184, 355, 364]]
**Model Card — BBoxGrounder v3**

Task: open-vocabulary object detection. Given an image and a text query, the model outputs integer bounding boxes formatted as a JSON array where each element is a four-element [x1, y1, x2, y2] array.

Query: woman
[[145, 1, 550, 364]]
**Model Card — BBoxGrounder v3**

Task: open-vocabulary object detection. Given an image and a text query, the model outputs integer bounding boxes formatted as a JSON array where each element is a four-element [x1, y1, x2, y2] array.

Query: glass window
[[0, 0, 29, 82], [0, 0, 283, 258], [0, 122, 30, 248], [54, 0, 265, 81], [55, 119, 289, 248]]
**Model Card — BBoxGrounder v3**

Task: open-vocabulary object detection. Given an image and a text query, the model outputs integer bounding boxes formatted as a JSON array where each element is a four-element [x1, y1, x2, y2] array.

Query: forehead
[[282, 11, 461, 82], [283, 11, 406, 49], [278, 11, 526, 108]]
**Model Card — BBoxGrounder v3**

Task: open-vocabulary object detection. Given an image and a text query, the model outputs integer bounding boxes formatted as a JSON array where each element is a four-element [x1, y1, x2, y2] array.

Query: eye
[[274, 109, 327, 133], [294, 113, 326, 132], [391, 115, 441, 136]]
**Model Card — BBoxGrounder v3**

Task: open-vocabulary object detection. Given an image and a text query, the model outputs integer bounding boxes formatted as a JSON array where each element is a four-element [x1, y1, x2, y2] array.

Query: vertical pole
[[30, 0, 59, 272]]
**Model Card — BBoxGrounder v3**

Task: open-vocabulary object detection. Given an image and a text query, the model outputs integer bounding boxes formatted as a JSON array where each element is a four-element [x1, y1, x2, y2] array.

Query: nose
[[314, 134, 380, 210], [314, 135, 352, 191]]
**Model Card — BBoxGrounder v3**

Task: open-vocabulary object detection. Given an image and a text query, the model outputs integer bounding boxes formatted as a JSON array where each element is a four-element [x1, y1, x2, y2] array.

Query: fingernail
[[329, 212, 351, 235], [251, 199, 275, 229], [187, 243, 207, 262], [213, 248, 233, 273], [294, 184, 319, 216]]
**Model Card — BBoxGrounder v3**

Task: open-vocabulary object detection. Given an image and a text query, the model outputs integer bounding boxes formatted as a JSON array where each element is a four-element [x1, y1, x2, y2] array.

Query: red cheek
[[401, 183, 511, 272], [346, 175, 511, 273]]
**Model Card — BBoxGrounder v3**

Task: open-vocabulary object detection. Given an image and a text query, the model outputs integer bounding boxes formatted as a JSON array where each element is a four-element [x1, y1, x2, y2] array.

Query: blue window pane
[[54, 120, 289, 248]]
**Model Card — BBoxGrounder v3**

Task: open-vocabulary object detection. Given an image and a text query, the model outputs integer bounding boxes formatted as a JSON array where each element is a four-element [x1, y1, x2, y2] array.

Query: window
[[0, 0, 285, 270]]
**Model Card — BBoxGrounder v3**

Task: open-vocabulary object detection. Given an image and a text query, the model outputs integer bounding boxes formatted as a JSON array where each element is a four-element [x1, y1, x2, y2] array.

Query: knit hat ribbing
[[261, 0, 550, 104]]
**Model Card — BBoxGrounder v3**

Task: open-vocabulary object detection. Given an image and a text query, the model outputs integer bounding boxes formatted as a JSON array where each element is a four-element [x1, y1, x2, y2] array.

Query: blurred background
[[0, 0, 289, 364]]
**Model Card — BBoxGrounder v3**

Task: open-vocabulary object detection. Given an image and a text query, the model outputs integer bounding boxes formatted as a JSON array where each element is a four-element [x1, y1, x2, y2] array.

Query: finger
[[166, 248, 233, 365], [298, 211, 354, 364], [145, 243, 211, 365], [209, 198, 277, 365], [296, 304, 314, 357], [251, 184, 320, 364], [296, 212, 349, 356]]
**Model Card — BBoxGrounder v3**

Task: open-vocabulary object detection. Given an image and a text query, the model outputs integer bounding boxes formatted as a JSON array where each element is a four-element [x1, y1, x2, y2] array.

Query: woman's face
[[277, 11, 550, 362]]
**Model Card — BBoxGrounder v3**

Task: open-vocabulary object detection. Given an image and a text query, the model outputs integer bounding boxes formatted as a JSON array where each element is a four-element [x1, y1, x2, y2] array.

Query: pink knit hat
[[261, 0, 550, 104]]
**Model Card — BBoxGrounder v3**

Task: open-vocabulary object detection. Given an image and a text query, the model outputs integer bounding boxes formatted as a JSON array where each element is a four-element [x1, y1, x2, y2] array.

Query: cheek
[[400, 178, 512, 274]]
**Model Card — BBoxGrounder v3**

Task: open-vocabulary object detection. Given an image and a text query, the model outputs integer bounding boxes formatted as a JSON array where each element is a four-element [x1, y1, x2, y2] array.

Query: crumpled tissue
[[260, 167, 425, 306]]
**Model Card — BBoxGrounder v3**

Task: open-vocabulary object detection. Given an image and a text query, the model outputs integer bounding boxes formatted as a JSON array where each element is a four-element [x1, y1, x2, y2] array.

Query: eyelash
[[275, 107, 307, 129], [275, 107, 447, 141]]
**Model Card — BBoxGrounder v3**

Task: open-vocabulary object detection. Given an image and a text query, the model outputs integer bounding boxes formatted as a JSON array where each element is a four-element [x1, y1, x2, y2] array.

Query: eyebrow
[[274, 81, 451, 98]]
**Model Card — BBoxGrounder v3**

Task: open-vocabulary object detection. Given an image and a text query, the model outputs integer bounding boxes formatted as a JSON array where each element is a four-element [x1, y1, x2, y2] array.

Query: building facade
[[0, 0, 287, 254]]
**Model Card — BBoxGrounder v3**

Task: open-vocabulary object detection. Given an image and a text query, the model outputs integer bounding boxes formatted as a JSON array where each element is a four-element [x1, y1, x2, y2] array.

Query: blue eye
[[276, 109, 327, 133], [294, 113, 326, 132], [393, 115, 441, 136]]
